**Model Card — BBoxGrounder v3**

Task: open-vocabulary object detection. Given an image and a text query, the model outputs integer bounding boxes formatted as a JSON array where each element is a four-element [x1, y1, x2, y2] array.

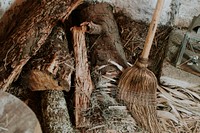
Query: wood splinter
[[72, 26, 94, 128]]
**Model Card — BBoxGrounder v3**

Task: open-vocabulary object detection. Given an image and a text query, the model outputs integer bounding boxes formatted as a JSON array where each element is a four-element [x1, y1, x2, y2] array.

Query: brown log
[[41, 90, 74, 133], [80, 2, 128, 73], [22, 25, 74, 91], [0, 0, 83, 91], [0, 91, 42, 133], [0, 0, 33, 41], [79, 3, 136, 132], [72, 26, 94, 128]]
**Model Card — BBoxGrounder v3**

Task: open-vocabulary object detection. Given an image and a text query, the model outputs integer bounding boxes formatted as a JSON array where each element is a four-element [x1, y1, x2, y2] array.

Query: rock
[[160, 61, 200, 89]]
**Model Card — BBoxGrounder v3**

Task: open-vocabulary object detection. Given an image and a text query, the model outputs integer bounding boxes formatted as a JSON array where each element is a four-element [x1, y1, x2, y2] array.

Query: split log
[[79, 3, 137, 132], [41, 90, 74, 133], [22, 25, 74, 91], [72, 26, 94, 128], [0, 0, 83, 91], [0, 91, 42, 133]]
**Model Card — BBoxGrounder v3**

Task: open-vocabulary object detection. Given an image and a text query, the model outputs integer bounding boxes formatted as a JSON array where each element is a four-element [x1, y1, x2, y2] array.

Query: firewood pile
[[0, 0, 200, 133]]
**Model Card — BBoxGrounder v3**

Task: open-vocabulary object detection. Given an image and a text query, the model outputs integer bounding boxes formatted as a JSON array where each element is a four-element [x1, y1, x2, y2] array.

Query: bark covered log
[[0, 0, 35, 41], [22, 25, 74, 91], [79, 3, 137, 132], [80, 2, 127, 73], [41, 90, 74, 133], [0, 0, 83, 91], [72, 26, 94, 128]]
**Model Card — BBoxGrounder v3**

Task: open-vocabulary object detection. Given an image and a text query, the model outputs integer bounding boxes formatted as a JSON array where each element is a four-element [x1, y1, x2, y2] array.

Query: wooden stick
[[21, 25, 74, 91], [141, 0, 164, 59], [0, 0, 83, 91], [72, 26, 94, 128]]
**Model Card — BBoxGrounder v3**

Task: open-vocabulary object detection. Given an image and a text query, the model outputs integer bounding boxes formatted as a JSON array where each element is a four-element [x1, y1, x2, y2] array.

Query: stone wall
[[1, 0, 200, 27]]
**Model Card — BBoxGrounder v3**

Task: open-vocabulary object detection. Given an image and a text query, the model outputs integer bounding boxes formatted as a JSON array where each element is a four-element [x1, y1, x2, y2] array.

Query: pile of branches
[[0, 1, 136, 133]]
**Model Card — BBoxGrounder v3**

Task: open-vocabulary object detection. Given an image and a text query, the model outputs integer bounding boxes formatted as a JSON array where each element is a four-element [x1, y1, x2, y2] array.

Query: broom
[[118, 0, 164, 132]]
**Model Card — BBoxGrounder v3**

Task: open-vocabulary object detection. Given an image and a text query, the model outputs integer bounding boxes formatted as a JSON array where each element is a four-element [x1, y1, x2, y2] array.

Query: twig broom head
[[118, 57, 157, 101], [118, 57, 160, 132]]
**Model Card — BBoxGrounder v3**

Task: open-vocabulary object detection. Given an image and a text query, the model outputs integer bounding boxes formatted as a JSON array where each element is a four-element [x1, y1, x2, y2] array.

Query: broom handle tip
[[141, 0, 165, 59]]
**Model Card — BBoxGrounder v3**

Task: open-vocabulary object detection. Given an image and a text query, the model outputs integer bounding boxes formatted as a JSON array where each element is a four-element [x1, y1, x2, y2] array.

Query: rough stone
[[160, 61, 200, 89], [162, 28, 200, 89], [167, 29, 185, 62], [174, 0, 200, 28]]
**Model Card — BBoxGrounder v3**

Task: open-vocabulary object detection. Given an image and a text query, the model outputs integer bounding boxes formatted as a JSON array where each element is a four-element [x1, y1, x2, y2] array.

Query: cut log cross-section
[[22, 25, 74, 91], [0, 91, 42, 133], [0, 0, 83, 91], [72, 26, 94, 128]]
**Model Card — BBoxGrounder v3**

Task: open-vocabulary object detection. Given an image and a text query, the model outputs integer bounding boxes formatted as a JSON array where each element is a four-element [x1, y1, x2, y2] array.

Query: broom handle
[[141, 0, 164, 59]]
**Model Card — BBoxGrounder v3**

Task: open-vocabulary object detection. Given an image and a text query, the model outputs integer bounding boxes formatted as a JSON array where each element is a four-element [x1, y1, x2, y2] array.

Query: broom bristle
[[118, 58, 160, 133]]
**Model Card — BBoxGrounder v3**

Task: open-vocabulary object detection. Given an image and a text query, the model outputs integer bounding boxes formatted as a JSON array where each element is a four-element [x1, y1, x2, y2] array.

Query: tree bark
[[22, 25, 74, 91], [41, 90, 74, 133], [0, 0, 34, 41], [0, 0, 83, 91], [80, 2, 128, 73], [72, 26, 94, 128], [79, 3, 136, 132]]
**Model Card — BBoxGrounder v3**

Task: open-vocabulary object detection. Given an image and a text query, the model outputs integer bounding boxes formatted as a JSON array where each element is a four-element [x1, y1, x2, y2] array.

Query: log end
[[25, 69, 69, 91]]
